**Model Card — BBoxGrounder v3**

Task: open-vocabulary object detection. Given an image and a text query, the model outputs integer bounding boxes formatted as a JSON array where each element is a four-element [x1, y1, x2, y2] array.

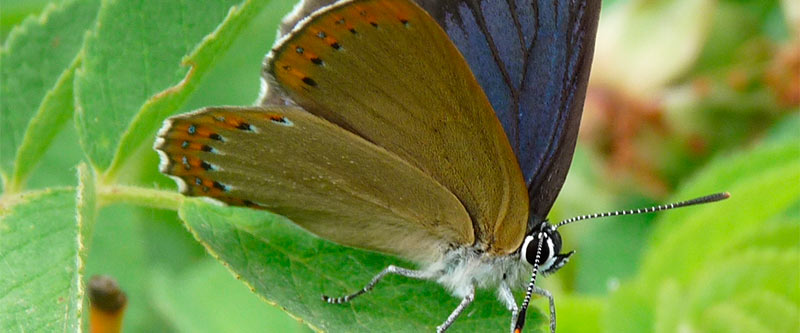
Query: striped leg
[[436, 285, 475, 333], [533, 286, 556, 333], [322, 265, 431, 304], [497, 281, 519, 333]]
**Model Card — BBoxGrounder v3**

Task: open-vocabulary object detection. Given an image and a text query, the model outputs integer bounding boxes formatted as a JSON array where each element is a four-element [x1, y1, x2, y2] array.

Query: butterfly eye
[[520, 232, 558, 268], [520, 235, 537, 265]]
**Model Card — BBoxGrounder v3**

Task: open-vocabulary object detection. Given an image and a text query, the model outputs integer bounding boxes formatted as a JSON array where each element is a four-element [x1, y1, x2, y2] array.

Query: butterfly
[[154, 0, 727, 331]]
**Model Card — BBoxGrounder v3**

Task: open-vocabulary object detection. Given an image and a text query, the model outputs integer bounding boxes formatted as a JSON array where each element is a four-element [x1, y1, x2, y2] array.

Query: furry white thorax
[[423, 246, 532, 301]]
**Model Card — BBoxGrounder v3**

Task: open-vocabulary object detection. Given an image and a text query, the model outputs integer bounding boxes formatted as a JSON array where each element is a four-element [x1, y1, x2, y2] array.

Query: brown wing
[[263, 0, 528, 255], [155, 106, 474, 263]]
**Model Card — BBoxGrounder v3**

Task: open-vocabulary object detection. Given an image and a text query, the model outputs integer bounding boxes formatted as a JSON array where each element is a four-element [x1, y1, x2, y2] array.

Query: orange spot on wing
[[276, 62, 311, 89], [185, 156, 204, 169], [255, 112, 286, 122], [185, 142, 205, 151], [169, 123, 192, 136], [270, 0, 425, 90], [211, 113, 249, 129], [323, 36, 339, 46], [193, 127, 216, 138]]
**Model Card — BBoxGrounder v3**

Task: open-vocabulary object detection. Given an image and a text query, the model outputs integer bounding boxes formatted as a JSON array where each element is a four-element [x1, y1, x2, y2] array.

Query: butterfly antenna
[[514, 233, 545, 333], [555, 192, 730, 230]]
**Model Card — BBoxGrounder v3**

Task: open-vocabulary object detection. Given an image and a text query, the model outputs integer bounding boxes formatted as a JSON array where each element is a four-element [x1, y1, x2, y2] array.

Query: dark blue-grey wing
[[417, 0, 601, 218]]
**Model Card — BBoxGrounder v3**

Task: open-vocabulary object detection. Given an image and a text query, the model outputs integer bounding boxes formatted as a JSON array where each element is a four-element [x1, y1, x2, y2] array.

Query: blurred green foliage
[[0, 0, 797, 332]]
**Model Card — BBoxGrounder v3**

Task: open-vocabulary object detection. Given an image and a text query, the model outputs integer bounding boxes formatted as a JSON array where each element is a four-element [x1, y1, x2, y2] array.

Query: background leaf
[[0, 0, 99, 192], [0, 188, 83, 331], [150, 259, 310, 333], [83, 205, 186, 332], [0, 0, 65, 40], [641, 141, 800, 285], [100, 0, 287, 181], [603, 137, 800, 333], [74, 0, 247, 173]]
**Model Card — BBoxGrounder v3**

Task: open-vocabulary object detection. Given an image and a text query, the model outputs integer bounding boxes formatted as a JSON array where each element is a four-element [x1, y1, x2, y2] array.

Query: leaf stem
[[98, 184, 183, 211]]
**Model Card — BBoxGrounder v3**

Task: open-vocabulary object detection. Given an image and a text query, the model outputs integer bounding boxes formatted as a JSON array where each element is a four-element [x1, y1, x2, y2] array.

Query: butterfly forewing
[[155, 106, 474, 263], [265, 0, 528, 255]]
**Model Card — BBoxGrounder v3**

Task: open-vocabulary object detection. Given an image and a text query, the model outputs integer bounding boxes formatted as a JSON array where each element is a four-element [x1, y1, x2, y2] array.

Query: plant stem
[[98, 184, 183, 211]]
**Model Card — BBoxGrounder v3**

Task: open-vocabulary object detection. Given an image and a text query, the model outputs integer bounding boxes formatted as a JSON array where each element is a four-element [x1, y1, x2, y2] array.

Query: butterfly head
[[519, 219, 574, 275]]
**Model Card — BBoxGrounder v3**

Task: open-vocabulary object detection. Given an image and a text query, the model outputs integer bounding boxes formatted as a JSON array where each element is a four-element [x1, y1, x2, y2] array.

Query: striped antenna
[[555, 192, 730, 230], [514, 233, 545, 333]]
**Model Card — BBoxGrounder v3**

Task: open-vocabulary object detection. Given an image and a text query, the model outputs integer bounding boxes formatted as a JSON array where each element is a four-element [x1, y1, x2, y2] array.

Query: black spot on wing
[[212, 181, 227, 191], [302, 77, 317, 86]]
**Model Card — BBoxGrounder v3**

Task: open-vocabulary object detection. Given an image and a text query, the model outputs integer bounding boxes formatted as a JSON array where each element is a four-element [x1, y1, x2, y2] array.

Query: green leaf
[[650, 142, 798, 239], [105, 0, 288, 182], [571, 195, 656, 294], [687, 250, 799, 331], [604, 139, 800, 333], [181, 0, 296, 110], [180, 199, 547, 333], [136, 208, 207, 274], [688, 250, 799, 310], [725, 291, 800, 333], [641, 141, 800, 285], [0, 188, 83, 331], [700, 302, 770, 333], [715, 221, 799, 257], [653, 280, 682, 333], [74, 0, 273, 178], [0, 0, 100, 192], [0, 0, 63, 40], [603, 284, 653, 332], [554, 295, 605, 333], [84, 204, 171, 332], [11, 60, 80, 191], [150, 259, 309, 333], [76, 163, 97, 253]]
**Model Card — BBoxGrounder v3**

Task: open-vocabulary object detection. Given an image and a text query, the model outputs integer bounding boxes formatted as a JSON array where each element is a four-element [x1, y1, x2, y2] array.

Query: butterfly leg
[[436, 285, 475, 333], [497, 281, 519, 333], [533, 285, 556, 333], [322, 265, 433, 304]]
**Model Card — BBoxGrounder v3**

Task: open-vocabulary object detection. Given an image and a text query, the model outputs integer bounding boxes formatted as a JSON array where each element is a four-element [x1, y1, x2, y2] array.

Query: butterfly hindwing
[[155, 106, 474, 263]]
